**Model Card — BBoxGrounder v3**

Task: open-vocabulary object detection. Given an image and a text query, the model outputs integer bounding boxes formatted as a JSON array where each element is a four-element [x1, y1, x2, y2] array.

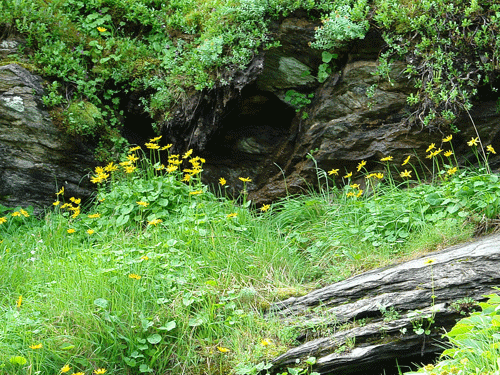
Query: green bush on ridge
[[1, 0, 498, 158]]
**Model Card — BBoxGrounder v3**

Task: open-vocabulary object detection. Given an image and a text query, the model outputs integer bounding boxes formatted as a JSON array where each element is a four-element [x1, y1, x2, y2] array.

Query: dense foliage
[[1, 0, 499, 155]]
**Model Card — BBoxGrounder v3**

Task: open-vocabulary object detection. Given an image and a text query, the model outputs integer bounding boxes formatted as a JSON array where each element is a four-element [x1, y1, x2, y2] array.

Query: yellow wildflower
[[67, 228, 76, 234], [140, 255, 149, 260], [328, 168, 339, 176], [239, 177, 252, 182], [189, 190, 203, 195], [380, 156, 393, 162], [375, 172, 384, 179], [260, 204, 271, 212], [219, 177, 226, 186], [70, 197, 81, 205], [260, 339, 271, 346], [161, 144, 173, 150], [443, 135, 453, 142], [402, 155, 411, 166], [71, 208, 80, 219], [400, 169, 412, 178], [145, 142, 160, 149], [428, 148, 443, 158], [128, 146, 141, 152], [128, 274, 141, 280], [20, 209, 29, 217], [29, 343, 43, 349], [346, 192, 356, 197], [166, 165, 178, 173], [356, 189, 363, 198], [350, 184, 360, 189], [227, 213, 238, 218], [53, 201, 60, 206], [444, 150, 453, 157], [424, 258, 435, 265], [0, 217, 7, 224], [487, 145, 496, 154], [56, 186, 65, 195], [183, 168, 201, 175], [344, 171, 353, 178], [182, 174, 191, 182], [97, 27, 107, 32], [183, 149, 193, 159], [73, 373, 85, 375], [86, 229, 95, 235], [88, 213, 101, 219], [149, 135, 162, 142], [426, 143, 436, 153], [61, 364, 71, 373], [12, 211, 20, 217], [127, 154, 139, 162], [136, 201, 149, 207], [16, 295, 22, 308], [156, 164, 165, 171], [95, 166, 105, 174], [424, 364, 435, 371], [147, 219, 163, 226], [217, 346, 230, 353], [124, 165, 136, 174], [356, 160, 367, 171], [90, 175, 106, 184], [447, 167, 458, 176], [467, 137, 479, 147], [104, 162, 118, 172]]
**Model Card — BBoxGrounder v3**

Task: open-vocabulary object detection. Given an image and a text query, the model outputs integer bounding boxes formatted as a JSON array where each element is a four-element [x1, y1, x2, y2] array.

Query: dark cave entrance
[[119, 92, 156, 146], [201, 84, 297, 191], [204, 84, 296, 164]]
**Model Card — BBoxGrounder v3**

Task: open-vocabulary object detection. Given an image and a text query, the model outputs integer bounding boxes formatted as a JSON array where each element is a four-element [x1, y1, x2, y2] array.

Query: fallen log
[[268, 234, 500, 374]]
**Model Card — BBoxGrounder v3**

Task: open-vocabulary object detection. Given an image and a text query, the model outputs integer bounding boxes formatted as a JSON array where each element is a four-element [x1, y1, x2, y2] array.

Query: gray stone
[[268, 234, 500, 374], [0, 63, 96, 212]]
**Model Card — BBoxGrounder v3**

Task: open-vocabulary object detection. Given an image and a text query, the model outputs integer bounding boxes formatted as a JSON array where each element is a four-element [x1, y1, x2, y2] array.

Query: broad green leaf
[[93, 298, 109, 309], [147, 334, 162, 344]]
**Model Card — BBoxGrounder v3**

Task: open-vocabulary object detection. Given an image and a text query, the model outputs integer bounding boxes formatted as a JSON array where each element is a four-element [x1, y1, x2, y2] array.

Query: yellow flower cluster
[[91, 165, 110, 184], [11, 209, 29, 218], [366, 172, 384, 180], [56, 196, 82, 219], [147, 218, 163, 226]]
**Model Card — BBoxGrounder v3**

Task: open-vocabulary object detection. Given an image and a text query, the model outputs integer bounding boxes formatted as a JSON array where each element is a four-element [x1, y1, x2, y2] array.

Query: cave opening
[[119, 92, 156, 146], [204, 84, 296, 165]]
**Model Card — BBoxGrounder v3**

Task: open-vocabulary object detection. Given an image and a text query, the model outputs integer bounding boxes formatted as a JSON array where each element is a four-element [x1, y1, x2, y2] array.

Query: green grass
[[1, 136, 499, 375]]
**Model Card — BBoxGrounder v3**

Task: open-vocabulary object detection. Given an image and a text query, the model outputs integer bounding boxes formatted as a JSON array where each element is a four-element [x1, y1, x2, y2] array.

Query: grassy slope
[[2, 136, 500, 374]]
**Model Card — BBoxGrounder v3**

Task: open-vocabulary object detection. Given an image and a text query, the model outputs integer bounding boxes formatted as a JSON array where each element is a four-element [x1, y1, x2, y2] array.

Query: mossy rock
[[65, 101, 104, 137]]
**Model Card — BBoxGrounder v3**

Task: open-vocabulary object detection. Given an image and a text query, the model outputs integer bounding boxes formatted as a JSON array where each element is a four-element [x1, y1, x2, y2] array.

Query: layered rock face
[[161, 18, 500, 204], [2, 13, 500, 210], [0, 62, 96, 212]]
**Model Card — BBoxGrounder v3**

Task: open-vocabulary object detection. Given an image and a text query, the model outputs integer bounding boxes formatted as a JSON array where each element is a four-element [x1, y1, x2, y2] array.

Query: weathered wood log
[[268, 234, 500, 374]]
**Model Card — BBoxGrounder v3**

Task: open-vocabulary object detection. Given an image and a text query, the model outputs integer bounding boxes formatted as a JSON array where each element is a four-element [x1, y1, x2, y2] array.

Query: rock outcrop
[[160, 18, 500, 204], [0, 62, 96, 212], [267, 234, 500, 374]]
